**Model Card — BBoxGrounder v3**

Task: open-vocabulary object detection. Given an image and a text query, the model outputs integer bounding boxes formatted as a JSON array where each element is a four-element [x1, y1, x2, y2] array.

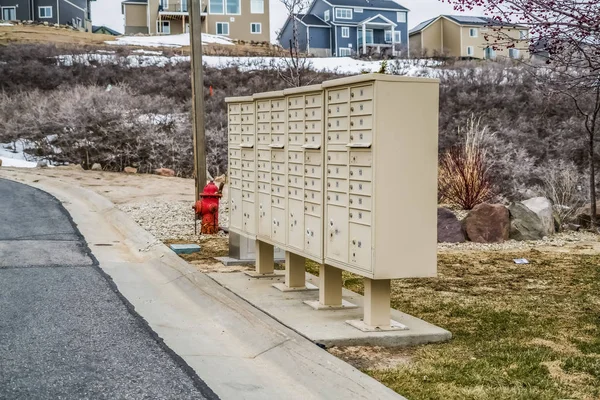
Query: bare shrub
[[537, 160, 586, 224], [439, 117, 494, 210]]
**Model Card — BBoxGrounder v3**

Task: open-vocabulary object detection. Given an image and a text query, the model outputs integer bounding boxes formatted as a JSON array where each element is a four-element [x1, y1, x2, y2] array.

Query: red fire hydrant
[[193, 181, 222, 234]]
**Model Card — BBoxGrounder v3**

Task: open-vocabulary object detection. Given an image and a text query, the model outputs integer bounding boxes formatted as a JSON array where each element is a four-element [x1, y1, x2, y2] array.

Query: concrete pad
[[272, 282, 318, 292], [215, 256, 285, 266], [304, 299, 358, 310], [169, 244, 201, 255], [346, 319, 408, 332], [244, 270, 285, 278], [208, 272, 452, 348]]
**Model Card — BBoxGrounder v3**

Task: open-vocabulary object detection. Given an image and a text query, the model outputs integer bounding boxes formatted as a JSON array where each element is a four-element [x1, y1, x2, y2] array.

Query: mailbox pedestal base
[[273, 251, 316, 292], [245, 240, 284, 278], [304, 264, 357, 310], [346, 278, 407, 331]]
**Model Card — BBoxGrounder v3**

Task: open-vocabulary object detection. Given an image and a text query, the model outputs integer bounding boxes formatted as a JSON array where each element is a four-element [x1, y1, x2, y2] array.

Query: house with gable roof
[[409, 15, 530, 59], [278, 0, 409, 57]]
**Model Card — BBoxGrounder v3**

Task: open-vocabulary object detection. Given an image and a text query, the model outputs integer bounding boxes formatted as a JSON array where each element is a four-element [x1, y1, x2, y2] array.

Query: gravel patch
[[438, 231, 599, 252], [118, 199, 229, 241]]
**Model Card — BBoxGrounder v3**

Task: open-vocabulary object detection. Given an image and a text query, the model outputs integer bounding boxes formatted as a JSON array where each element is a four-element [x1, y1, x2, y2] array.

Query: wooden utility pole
[[190, 0, 207, 201]]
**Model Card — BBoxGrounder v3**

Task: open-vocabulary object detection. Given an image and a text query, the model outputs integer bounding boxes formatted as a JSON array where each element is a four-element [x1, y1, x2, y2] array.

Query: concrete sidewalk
[[0, 170, 404, 400]]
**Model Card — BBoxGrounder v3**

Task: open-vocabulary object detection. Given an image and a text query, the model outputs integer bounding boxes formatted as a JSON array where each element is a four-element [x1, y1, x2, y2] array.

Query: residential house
[[409, 15, 530, 59], [92, 25, 122, 35], [121, 0, 270, 42], [278, 0, 409, 57], [0, 0, 93, 30]]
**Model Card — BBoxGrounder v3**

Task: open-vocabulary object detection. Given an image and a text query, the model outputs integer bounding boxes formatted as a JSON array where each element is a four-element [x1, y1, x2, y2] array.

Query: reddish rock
[[124, 166, 137, 174], [154, 168, 175, 177], [464, 203, 510, 243]]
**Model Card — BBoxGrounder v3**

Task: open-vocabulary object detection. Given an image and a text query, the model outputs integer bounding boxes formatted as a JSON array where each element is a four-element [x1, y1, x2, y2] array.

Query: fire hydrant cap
[[200, 181, 222, 197]]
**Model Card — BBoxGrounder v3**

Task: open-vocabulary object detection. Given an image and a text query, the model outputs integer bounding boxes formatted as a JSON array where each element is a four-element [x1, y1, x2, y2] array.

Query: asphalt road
[[0, 178, 218, 400]]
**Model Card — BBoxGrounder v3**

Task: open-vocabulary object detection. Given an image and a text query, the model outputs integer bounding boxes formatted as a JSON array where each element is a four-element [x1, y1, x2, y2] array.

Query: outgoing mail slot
[[327, 151, 349, 165], [350, 115, 373, 130], [305, 165, 322, 179], [349, 180, 373, 195], [326, 191, 348, 206], [349, 209, 371, 225], [327, 178, 348, 192], [350, 84, 374, 100], [349, 194, 372, 210], [327, 88, 349, 104], [327, 130, 349, 145], [327, 165, 348, 179], [349, 166, 371, 181], [305, 107, 323, 121], [288, 96, 304, 109], [304, 189, 321, 203], [304, 151, 322, 166], [349, 151, 372, 166], [305, 94, 323, 107], [327, 103, 349, 117], [327, 117, 349, 131], [350, 100, 373, 116]]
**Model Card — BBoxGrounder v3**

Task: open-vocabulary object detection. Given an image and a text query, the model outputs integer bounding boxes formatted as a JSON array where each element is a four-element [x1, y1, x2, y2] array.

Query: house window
[[251, 23, 261, 34], [339, 48, 351, 56], [354, 8, 363, 13], [397, 12, 406, 23], [335, 8, 352, 20], [520, 30, 529, 39], [341, 26, 349, 38], [469, 28, 478, 37], [39, 6, 53, 19], [216, 22, 229, 35], [384, 30, 401, 43], [467, 46, 474, 56], [226, 0, 240, 14], [485, 47, 496, 59], [324, 10, 330, 21], [209, 0, 223, 14], [357, 29, 373, 44], [251, 0, 263, 14], [2, 7, 16, 20], [509, 48, 520, 59]]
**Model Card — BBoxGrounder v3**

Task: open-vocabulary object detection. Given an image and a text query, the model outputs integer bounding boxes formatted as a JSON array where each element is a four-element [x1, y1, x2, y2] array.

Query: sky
[[92, 0, 484, 41]]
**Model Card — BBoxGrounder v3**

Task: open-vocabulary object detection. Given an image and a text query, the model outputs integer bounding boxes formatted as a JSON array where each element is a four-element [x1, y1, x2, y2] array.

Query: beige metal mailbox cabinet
[[322, 74, 439, 281], [226, 96, 257, 238]]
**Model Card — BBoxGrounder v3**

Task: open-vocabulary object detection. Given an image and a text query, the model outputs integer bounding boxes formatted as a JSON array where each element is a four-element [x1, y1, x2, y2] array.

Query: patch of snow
[[1, 141, 39, 168], [0, 22, 13, 26], [132, 49, 163, 55], [105, 33, 233, 48]]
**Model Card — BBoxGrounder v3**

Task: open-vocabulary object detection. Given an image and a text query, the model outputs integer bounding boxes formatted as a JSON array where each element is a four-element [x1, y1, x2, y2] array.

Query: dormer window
[[335, 8, 352, 20], [324, 10, 330, 21]]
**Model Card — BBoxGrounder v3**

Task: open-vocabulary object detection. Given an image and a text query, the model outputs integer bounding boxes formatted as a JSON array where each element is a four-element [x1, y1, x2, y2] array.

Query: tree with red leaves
[[444, 0, 600, 225]]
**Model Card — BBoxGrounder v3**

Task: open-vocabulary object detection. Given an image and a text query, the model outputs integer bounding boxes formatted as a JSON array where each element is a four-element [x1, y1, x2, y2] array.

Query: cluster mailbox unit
[[226, 74, 439, 330]]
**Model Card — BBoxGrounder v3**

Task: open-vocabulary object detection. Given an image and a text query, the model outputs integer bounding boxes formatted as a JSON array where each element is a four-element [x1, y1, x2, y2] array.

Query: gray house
[[0, 0, 93, 30], [278, 0, 409, 57]]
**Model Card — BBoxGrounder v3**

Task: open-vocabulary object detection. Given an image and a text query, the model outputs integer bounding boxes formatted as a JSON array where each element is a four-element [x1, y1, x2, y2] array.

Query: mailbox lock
[[351, 92, 355, 98], [350, 121, 354, 127], [350, 184, 354, 190], [328, 95, 332, 100], [305, 100, 308, 105], [350, 171, 354, 176], [349, 199, 353, 204]]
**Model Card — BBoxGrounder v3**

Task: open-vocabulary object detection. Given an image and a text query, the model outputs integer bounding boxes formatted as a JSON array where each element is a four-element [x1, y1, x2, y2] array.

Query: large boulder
[[437, 208, 466, 243], [154, 168, 175, 177], [508, 202, 545, 241], [124, 166, 137, 174], [464, 203, 510, 243], [91, 163, 102, 171], [522, 197, 555, 236]]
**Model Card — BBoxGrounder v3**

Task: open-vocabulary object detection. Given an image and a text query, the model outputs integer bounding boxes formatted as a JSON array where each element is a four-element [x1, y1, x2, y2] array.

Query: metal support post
[[363, 278, 391, 327], [319, 264, 342, 306]]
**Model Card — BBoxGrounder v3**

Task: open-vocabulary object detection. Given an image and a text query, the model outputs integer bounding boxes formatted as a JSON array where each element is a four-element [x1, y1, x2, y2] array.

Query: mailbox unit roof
[[321, 73, 440, 88]]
